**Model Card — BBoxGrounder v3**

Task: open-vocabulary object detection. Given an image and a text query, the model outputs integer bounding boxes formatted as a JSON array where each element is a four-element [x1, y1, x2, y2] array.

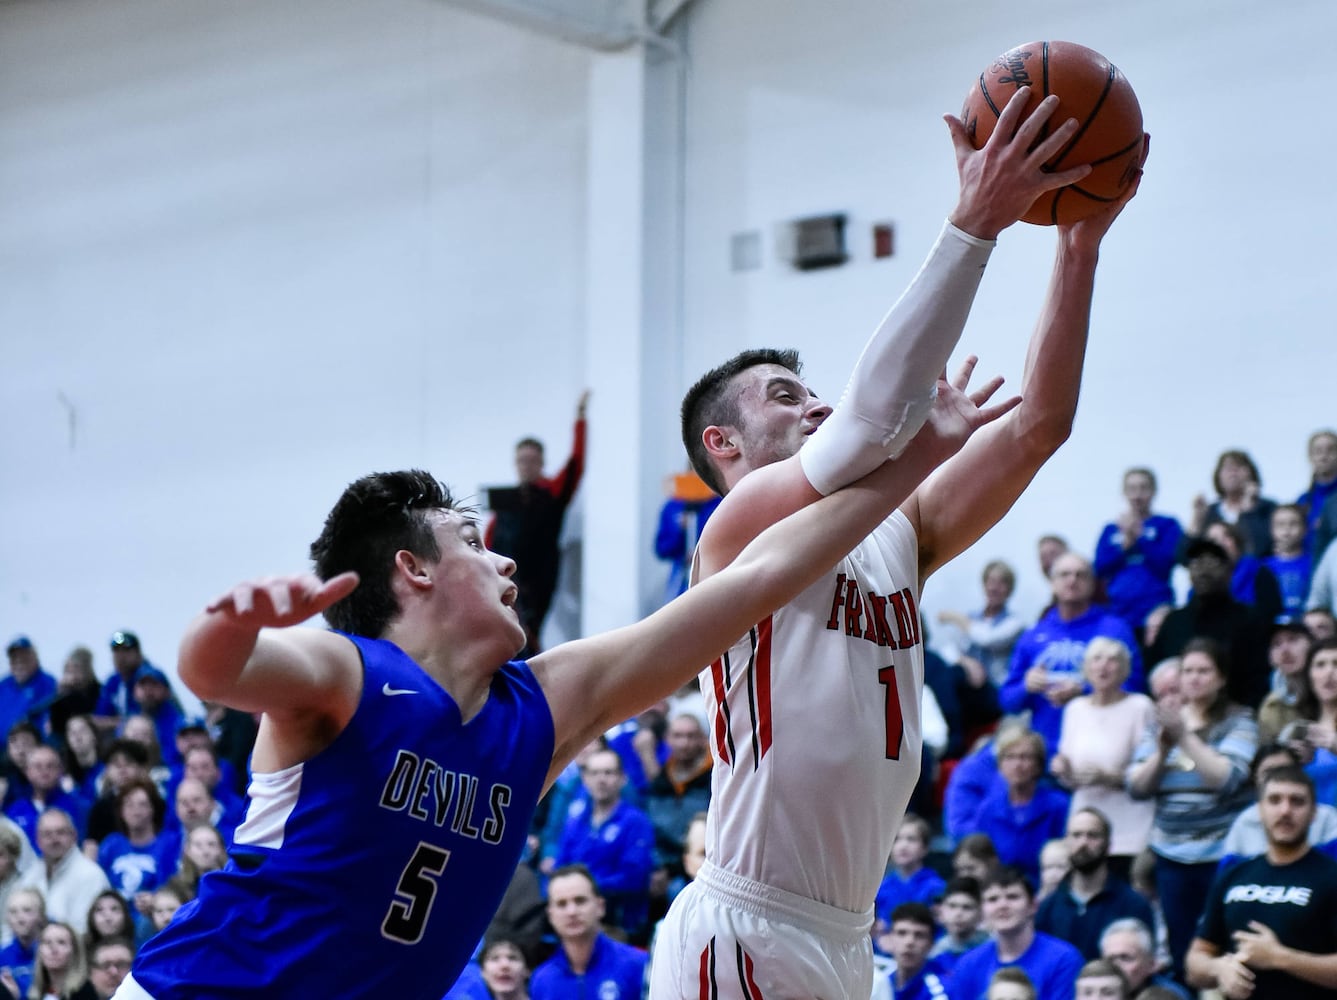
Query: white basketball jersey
[[699, 508, 924, 915]]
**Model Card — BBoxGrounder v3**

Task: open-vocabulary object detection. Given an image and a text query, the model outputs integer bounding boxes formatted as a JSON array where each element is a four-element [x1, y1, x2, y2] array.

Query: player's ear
[[393, 550, 434, 591], [701, 424, 738, 461]]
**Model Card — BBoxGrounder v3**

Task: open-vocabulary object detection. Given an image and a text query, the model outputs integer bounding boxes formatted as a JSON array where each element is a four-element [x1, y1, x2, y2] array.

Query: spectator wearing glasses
[[86, 937, 134, 999]]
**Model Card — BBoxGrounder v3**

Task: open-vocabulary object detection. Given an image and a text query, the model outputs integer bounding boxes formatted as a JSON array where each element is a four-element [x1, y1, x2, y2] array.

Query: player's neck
[[385, 619, 509, 723]]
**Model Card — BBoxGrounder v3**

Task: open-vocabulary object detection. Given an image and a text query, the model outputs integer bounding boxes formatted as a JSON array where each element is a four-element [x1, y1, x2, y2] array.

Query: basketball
[[961, 40, 1144, 226]]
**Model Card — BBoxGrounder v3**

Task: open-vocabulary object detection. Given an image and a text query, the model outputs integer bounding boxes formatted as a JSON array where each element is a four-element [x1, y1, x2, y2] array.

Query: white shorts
[[648, 861, 875, 1000]]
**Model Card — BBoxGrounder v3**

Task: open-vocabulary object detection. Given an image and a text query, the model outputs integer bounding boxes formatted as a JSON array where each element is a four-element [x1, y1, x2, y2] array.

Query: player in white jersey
[[648, 93, 1150, 997]]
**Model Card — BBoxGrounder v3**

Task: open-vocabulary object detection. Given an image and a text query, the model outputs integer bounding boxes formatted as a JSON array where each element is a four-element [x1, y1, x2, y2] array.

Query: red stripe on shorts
[[754, 616, 773, 761]]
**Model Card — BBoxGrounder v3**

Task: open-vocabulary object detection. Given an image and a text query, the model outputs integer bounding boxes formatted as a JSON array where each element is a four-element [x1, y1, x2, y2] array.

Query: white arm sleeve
[[798, 221, 995, 496]]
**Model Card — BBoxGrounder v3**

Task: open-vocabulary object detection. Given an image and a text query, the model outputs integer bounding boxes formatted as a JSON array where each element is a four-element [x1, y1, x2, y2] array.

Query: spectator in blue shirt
[[950, 866, 1083, 1000], [1094, 468, 1184, 641], [1264, 504, 1313, 616], [878, 902, 951, 1000], [6, 745, 87, 847], [875, 813, 946, 936], [551, 748, 655, 942], [1001, 553, 1143, 759], [0, 638, 57, 745], [963, 730, 1069, 887], [92, 632, 149, 738], [531, 865, 646, 1000], [129, 668, 186, 770]]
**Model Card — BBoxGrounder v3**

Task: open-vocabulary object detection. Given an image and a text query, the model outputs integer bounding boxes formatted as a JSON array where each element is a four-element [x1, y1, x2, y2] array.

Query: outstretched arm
[[697, 90, 1091, 573], [176, 572, 362, 763], [906, 138, 1150, 580], [534, 369, 1019, 778]]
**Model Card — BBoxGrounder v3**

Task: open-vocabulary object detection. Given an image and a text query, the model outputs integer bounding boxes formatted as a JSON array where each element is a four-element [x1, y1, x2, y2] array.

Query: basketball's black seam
[[1051, 64, 1117, 170], [980, 74, 1001, 118], [1086, 135, 1143, 167]]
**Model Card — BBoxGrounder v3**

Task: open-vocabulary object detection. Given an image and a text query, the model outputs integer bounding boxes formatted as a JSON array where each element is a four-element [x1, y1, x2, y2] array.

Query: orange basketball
[[961, 41, 1144, 226]]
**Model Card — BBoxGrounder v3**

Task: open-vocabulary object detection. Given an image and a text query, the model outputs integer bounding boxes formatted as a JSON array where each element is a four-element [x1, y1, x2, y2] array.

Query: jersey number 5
[[382, 842, 451, 945], [877, 664, 904, 760]]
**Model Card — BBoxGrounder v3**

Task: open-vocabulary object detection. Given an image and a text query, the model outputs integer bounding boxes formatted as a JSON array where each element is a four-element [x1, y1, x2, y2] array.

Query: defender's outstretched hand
[[946, 88, 1093, 240], [906, 355, 1022, 467], [206, 571, 359, 629]]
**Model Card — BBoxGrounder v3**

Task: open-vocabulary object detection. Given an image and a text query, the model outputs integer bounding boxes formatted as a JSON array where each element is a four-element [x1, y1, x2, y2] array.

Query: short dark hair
[[309, 470, 461, 638], [1259, 763, 1316, 801], [547, 863, 600, 898], [940, 875, 981, 903], [889, 901, 935, 932], [105, 738, 149, 768], [680, 349, 802, 496], [980, 864, 1034, 900], [1250, 742, 1301, 783], [1070, 806, 1112, 841], [515, 438, 543, 454], [1076, 959, 1130, 997]]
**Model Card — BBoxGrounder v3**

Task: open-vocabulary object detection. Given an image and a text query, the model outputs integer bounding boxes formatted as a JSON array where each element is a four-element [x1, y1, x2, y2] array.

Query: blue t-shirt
[[0, 670, 57, 741], [876, 866, 947, 924], [889, 960, 951, 1000], [0, 939, 34, 998], [529, 934, 646, 1000], [98, 829, 181, 898], [950, 931, 1083, 1000], [131, 636, 555, 998], [1263, 552, 1312, 615]]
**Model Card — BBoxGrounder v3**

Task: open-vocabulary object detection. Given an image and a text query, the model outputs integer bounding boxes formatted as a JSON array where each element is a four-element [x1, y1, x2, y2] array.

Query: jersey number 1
[[382, 842, 451, 945], [877, 663, 904, 760]]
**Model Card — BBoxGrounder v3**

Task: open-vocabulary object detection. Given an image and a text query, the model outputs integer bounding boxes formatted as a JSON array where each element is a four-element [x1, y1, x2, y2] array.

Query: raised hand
[[1062, 132, 1151, 252], [205, 571, 359, 630], [945, 88, 1093, 240], [909, 355, 1022, 466]]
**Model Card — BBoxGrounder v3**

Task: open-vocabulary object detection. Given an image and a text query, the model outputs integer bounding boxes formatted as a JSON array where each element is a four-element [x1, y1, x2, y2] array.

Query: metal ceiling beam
[[439, 0, 647, 51]]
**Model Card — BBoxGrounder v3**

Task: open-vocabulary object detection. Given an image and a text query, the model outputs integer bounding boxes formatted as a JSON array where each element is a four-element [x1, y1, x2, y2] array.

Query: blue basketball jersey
[[131, 635, 554, 999]]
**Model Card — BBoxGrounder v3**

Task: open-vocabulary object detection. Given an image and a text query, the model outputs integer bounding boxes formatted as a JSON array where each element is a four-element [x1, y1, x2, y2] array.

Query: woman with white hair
[[1051, 637, 1156, 876]]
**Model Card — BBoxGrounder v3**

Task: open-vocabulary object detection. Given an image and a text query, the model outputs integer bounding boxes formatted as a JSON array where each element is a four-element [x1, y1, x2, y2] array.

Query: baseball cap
[[1271, 615, 1312, 640], [1182, 537, 1230, 564], [5, 636, 33, 656], [132, 665, 170, 687], [109, 631, 140, 651]]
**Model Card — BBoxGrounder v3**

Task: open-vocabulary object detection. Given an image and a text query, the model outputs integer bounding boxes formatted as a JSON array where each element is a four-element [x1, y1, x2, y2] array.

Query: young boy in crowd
[[877, 902, 950, 1000], [927, 875, 987, 975], [875, 814, 946, 938]]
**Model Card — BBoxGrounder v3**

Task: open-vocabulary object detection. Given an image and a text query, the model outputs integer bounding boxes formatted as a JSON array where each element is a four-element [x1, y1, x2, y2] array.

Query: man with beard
[[1187, 765, 1337, 999], [1035, 808, 1154, 960]]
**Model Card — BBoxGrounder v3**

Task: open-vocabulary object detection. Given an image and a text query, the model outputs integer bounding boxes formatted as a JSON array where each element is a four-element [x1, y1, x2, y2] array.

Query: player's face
[[981, 882, 1034, 936], [546, 873, 605, 941], [1310, 648, 1337, 707], [1075, 975, 1126, 1000], [725, 364, 831, 476], [937, 892, 980, 938], [430, 512, 525, 657], [888, 920, 933, 974], [482, 942, 528, 991], [1260, 779, 1316, 848], [891, 825, 928, 869], [1101, 930, 1152, 990]]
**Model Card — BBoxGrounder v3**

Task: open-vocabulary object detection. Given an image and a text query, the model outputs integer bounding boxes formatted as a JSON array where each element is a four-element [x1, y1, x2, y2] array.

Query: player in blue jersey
[[113, 366, 1018, 999]]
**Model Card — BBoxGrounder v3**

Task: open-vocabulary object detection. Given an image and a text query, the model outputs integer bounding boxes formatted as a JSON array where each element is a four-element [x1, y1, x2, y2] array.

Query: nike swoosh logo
[[382, 683, 419, 697]]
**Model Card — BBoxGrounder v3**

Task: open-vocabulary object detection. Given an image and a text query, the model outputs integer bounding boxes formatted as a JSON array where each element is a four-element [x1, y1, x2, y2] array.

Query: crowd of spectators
[[0, 631, 255, 999], [448, 433, 1337, 999], [13, 433, 1337, 999]]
